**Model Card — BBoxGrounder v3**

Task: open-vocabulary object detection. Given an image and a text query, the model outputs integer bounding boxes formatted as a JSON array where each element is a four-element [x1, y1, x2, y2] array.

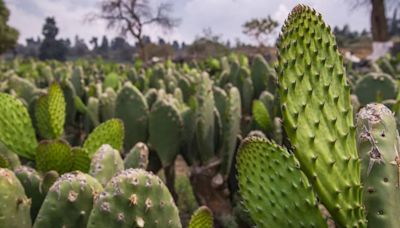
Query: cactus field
[[1, 3, 400, 228]]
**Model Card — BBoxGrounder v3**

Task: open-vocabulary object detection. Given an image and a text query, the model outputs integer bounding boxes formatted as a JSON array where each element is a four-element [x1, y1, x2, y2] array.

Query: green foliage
[[0, 168, 31, 228], [0, 0, 19, 54], [189, 206, 213, 228], [276, 5, 365, 227], [0, 93, 37, 159], [83, 119, 124, 157], [237, 137, 326, 227]]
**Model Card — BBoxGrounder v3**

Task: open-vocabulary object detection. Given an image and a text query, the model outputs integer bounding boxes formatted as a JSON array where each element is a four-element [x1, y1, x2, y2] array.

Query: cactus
[[84, 97, 100, 131], [0, 93, 37, 159], [35, 139, 73, 174], [0, 168, 31, 228], [41, 171, 59, 194], [104, 72, 121, 91], [7, 75, 39, 105], [276, 5, 365, 226], [250, 54, 276, 97], [14, 166, 45, 221], [70, 147, 91, 173], [70, 66, 85, 98], [188, 206, 213, 228], [35, 83, 66, 139], [356, 103, 400, 227], [195, 73, 215, 163], [0, 154, 8, 168], [148, 96, 182, 166], [236, 137, 326, 227], [0, 142, 21, 169], [220, 86, 241, 175], [124, 142, 149, 170], [87, 169, 182, 228], [99, 88, 117, 122], [145, 88, 158, 109], [83, 118, 124, 157], [60, 80, 77, 125], [89, 144, 124, 186], [354, 73, 397, 106], [33, 171, 103, 228], [115, 82, 149, 151], [252, 100, 271, 132]]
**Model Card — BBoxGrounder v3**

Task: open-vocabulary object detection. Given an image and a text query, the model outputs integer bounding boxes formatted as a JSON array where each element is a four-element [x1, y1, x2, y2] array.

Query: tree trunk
[[371, 0, 389, 42]]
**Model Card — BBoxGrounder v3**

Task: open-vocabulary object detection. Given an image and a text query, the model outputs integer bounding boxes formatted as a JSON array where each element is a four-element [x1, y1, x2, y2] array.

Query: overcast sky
[[5, 0, 391, 46]]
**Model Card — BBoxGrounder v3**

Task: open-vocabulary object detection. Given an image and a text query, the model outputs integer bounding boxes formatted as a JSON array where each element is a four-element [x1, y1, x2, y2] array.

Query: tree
[[88, 0, 180, 60], [39, 17, 67, 61], [0, 0, 19, 54], [242, 16, 278, 47], [350, 0, 399, 42]]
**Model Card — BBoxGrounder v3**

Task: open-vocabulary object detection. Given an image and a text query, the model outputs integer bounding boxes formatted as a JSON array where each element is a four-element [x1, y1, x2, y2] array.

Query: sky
[[5, 0, 389, 46]]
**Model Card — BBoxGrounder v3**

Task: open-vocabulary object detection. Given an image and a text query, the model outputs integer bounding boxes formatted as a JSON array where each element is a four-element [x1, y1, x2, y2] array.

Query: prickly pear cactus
[[356, 104, 400, 227], [252, 100, 271, 132], [276, 5, 365, 227], [220, 86, 241, 175], [35, 83, 66, 139], [33, 171, 103, 228], [0, 168, 31, 228], [115, 82, 149, 151], [188, 206, 213, 228], [14, 166, 45, 221], [0, 93, 37, 159], [87, 169, 182, 228], [148, 96, 182, 167], [250, 54, 276, 97], [89, 144, 124, 186], [0, 142, 21, 169], [0, 154, 8, 168], [195, 73, 215, 163], [354, 73, 397, 106], [83, 118, 124, 157], [70, 147, 91, 173], [99, 87, 117, 122], [124, 142, 149, 170], [35, 139, 73, 174], [237, 137, 326, 227]]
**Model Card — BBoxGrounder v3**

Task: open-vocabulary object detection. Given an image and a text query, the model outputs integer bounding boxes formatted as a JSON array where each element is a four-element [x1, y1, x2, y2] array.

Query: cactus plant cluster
[[1, 3, 400, 227]]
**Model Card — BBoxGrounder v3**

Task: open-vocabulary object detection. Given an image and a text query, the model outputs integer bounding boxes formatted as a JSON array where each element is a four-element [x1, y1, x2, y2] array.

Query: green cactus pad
[[0, 93, 37, 159], [87, 169, 182, 228], [40, 171, 59, 194], [276, 5, 365, 227], [188, 206, 213, 228], [83, 118, 124, 157], [236, 137, 326, 227], [0, 168, 31, 228], [195, 73, 215, 163], [354, 73, 397, 106], [356, 104, 400, 227], [35, 83, 66, 139], [115, 82, 149, 152], [124, 142, 149, 170], [99, 88, 117, 122], [0, 142, 21, 169], [149, 96, 182, 167], [89, 144, 124, 186], [0, 154, 8, 168], [70, 147, 91, 173], [33, 171, 103, 228], [14, 166, 45, 221], [35, 139, 73, 174], [220, 86, 241, 175], [252, 100, 271, 132]]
